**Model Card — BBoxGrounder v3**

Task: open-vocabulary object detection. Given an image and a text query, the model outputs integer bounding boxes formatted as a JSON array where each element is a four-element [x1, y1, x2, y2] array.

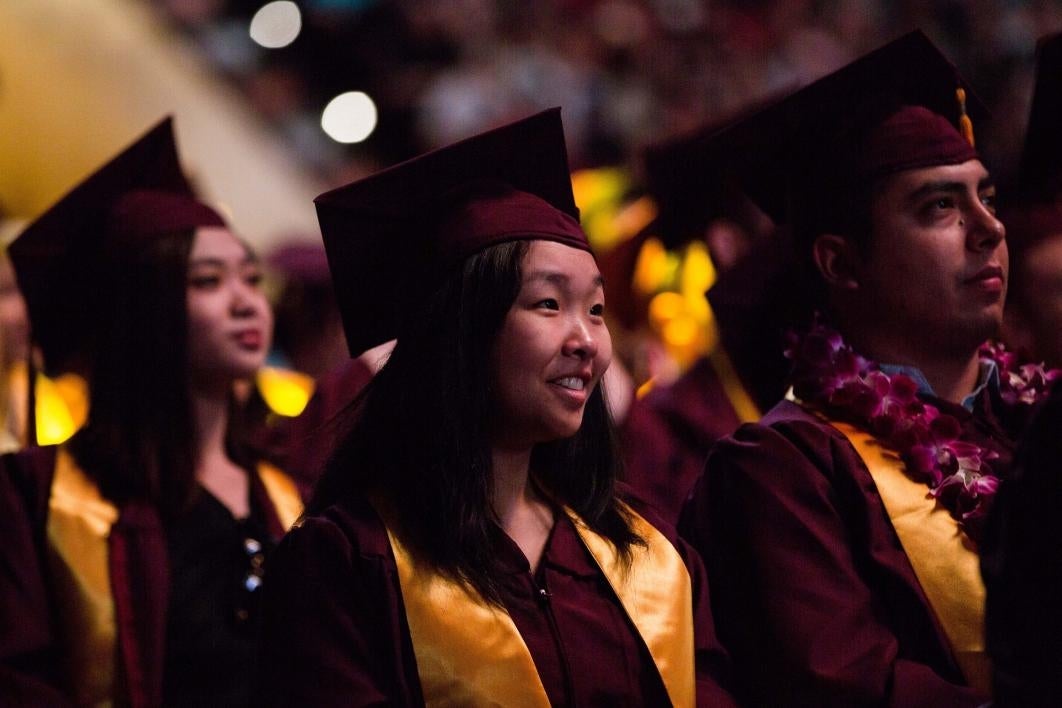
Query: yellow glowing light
[[257, 367, 315, 417], [249, 1, 303, 49], [612, 196, 657, 241], [321, 92, 378, 144], [571, 168, 630, 250], [633, 238, 673, 295], [680, 240, 716, 298], [35, 373, 87, 445], [648, 291, 685, 326], [662, 315, 697, 347]]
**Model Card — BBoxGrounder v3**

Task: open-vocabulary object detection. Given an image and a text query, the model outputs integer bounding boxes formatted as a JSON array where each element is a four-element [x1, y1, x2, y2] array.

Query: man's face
[[855, 159, 1007, 353]]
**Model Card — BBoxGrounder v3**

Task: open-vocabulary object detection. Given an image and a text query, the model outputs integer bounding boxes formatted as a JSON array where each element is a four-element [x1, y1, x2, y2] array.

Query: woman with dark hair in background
[[258, 109, 735, 706], [0, 118, 303, 707]]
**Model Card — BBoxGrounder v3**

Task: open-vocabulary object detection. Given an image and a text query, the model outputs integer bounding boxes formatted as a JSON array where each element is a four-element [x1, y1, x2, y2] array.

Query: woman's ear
[[811, 234, 861, 290]]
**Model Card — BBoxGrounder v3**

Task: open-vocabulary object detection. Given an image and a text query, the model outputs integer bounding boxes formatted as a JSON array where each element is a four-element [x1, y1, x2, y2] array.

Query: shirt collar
[[878, 358, 999, 411]]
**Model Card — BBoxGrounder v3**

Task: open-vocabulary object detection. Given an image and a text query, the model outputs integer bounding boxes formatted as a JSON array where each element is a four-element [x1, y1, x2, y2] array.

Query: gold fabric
[[708, 348, 761, 424], [567, 506, 695, 708], [256, 460, 303, 530], [46, 453, 300, 706], [47, 447, 119, 708], [382, 503, 694, 707], [828, 420, 990, 695]]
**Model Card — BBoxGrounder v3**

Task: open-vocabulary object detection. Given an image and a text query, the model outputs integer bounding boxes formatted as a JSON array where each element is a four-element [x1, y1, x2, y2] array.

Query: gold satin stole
[[46, 452, 304, 706], [826, 419, 991, 695], [382, 504, 695, 707]]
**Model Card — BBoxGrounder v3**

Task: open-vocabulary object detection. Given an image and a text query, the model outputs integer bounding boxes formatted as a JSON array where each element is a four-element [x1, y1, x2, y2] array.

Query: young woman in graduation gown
[[257, 109, 736, 707], [0, 118, 303, 707]]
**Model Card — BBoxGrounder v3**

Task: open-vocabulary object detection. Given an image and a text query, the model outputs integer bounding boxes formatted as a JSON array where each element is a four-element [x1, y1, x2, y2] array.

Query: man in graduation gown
[[681, 32, 1031, 706]]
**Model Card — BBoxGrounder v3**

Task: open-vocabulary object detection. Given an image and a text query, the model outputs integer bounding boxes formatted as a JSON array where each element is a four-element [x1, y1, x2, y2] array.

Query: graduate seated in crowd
[[999, 32, 1062, 370], [0, 118, 303, 707], [621, 128, 798, 523], [680, 31, 1058, 706], [257, 109, 736, 706], [980, 31, 1062, 708]]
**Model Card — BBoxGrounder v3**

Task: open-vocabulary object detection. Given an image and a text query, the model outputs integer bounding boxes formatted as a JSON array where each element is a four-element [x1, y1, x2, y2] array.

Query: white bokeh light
[[321, 92, 378, 144], [249, 1, 302, 49]]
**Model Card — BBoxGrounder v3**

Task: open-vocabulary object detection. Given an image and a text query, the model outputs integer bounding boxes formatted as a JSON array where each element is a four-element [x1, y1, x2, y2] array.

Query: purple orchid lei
[[786, 321, 1060, 541]]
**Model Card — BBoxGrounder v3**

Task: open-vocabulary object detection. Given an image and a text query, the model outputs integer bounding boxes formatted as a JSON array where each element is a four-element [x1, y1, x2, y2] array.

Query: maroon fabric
[[0, 448, 69, 707], [106, 189, 224, 244], [437, 186, 589, 265], [681, 395, 1014, 707], [999, 201, 1062, 260], [856, 105, 978, 181], [258, 492, 737, 706], [0, 447, 300, 706], [621, 358, 744, 525], [267, 357, 375, 493], [108, 502, 169, 708]]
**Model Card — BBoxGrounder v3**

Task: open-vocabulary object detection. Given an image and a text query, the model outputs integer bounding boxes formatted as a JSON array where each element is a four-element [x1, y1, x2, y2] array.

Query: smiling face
[[852, 159, 1008, 354], [489, 240, 612, 450], [185, 227, 273, 388]]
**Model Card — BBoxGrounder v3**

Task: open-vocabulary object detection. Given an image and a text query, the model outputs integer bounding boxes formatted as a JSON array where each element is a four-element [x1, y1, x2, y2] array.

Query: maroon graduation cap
[[662, 30, 986, 237], [9, 117, 224, 371], [314, 108, 589, 357]]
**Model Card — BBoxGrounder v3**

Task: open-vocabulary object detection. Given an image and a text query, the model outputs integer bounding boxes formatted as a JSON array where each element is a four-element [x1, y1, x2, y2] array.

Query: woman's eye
[[244, 271, 264, 287], [981, 193, 997, 213], [189, 275, 221, 289], [589, 303, 605, 317], [535, 298, 559, 310]]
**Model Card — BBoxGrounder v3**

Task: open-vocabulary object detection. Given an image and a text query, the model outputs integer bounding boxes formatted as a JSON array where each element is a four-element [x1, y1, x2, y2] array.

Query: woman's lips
[[233, 329, 264, 349]]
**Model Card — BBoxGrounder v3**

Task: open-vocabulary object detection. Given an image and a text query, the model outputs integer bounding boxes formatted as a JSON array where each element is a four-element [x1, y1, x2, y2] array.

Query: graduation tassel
[[956, 87, 975, 147]]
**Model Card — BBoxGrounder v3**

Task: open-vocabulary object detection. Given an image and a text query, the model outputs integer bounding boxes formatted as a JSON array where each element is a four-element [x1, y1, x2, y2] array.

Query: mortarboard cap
[[1018, 32, 1062, 201], [10, 117, 224, 371], [315, 108, 589, 357], [642, 96, 780, 249], [674, 31, 986, 239]]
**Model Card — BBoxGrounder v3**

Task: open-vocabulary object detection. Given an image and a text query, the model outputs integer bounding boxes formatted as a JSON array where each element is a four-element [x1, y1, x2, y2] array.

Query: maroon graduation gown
[[622, 357, 745, 525], [0, 446, 298, 707], [681, 396, 1014, 707], [258, 493, 737, 707]]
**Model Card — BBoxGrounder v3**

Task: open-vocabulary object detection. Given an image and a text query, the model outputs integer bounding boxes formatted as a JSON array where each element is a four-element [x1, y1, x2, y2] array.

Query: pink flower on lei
[[787, 321, 1058, 541]]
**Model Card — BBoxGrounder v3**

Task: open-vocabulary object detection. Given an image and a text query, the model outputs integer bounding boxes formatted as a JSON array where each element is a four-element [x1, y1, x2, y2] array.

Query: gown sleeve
[[257, 502, 421, 706]]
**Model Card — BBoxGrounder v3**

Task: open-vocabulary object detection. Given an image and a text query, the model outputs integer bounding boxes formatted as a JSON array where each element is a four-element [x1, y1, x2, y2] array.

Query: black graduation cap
[[1018, 32, 1062, 201], [10, 117, 223, 371], [642, 95, 781, 249], [314, 108, 589, 357]]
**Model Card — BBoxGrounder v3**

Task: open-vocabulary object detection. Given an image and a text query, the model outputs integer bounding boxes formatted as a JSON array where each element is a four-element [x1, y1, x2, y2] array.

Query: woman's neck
[[191, 385, 249, 518], [491, 444, 554, 572]]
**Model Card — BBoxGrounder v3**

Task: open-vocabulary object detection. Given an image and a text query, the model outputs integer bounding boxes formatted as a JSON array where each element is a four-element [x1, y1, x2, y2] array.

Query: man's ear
[[811, 234, 861, 290]]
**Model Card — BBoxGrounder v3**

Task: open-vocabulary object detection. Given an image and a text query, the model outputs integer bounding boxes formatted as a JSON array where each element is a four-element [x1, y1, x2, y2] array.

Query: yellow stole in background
[[827, 420, 990, 695], [46, 452, 304, 706], [382, 504, 695, 707]]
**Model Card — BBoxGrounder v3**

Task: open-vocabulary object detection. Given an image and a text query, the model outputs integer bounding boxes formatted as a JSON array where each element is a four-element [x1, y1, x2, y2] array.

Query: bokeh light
[[320, 91, 378, 144], [249, 1, 302, 49]]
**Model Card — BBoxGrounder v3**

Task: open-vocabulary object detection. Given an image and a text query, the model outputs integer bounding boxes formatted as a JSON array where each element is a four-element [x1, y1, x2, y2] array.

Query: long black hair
[[68, 228, 252, 515], [310, 239, 641, 602]]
